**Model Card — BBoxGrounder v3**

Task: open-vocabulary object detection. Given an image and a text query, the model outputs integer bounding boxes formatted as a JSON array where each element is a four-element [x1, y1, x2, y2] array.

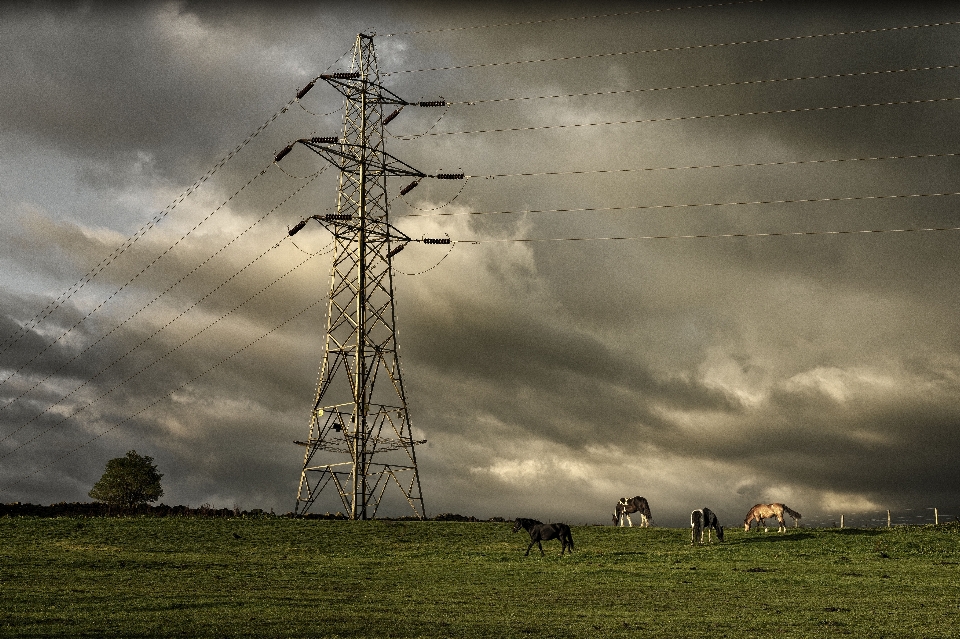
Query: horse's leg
[[525, 539, 535, 556], [777, 514, 785, 533], [626, 513, 633, 527], [538, 540, 545, 556]]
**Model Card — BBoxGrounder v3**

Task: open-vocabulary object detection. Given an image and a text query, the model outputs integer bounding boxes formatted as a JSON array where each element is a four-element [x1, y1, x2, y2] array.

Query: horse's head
[[717, 526, 725, 542], [512, 519, 524, 534]]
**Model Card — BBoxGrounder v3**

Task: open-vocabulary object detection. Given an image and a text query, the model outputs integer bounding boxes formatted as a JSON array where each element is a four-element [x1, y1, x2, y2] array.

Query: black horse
[[691, 507, 724, 545], [512, 517, 575, 556]]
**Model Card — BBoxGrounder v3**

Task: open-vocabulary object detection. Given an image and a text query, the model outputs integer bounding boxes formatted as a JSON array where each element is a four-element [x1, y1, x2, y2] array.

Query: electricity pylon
[[281, 33, 457, 520]]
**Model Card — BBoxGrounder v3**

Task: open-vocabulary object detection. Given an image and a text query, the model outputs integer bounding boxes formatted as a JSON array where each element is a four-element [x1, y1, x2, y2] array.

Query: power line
[[400, 190, 960, 218], [381, 0, 765, 37], [0, 162, 277, 393], [449, 63, 960, 106], [0, 296, 327, 498], [0, 243, 317, 463], [395, 96, 960, 139], [385, 21, 960, 75], [0, 172, 321, 427], [0, 43, 356, 363], [462, 152, 960, 180], [0, 102, 297, 362], [455, 225, 960, 244]]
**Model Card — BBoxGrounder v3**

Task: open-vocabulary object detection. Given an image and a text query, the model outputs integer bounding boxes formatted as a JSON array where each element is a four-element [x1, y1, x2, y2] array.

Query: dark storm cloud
[[3, 1, 960, 525]]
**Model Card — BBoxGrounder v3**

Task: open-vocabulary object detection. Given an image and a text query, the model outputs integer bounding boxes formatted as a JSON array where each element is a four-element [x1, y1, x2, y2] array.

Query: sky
[[2, 0, 960, 527]]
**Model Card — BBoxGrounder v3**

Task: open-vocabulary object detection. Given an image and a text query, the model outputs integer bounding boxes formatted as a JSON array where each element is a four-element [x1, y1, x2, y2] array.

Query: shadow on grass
[[733, 532, 817, 544], [735, 528, 887, 544]]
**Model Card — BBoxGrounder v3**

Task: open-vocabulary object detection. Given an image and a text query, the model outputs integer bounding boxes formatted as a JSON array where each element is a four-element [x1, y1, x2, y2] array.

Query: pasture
[[1, 517, 958, 637]]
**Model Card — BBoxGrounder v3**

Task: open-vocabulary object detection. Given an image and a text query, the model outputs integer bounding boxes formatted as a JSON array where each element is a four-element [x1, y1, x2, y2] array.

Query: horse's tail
[[691, 510, 703, 544], [564, 525, 575, 552], [783, 505, 802, 522]]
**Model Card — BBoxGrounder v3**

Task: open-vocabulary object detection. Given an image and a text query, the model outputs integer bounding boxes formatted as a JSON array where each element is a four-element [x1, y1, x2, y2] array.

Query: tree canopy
[[88, 450, 164, 509]]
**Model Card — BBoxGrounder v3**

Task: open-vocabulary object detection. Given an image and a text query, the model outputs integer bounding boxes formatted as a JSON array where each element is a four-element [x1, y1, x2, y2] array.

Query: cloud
[[2, 2, 960, 527]]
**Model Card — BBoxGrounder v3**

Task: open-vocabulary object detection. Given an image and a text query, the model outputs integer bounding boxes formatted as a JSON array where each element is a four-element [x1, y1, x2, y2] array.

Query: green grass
[[1, 517, 959, 637]]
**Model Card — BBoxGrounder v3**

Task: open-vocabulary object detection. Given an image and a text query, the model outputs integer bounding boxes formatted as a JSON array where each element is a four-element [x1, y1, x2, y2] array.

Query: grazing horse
[[512, 518, 575, 556], [691, 508, 724, 545], [743, 503, 802, 532], [612, 496, 654, 528]]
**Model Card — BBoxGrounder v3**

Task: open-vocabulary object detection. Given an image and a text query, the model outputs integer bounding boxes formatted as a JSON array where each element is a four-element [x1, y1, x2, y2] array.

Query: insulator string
[[394, 239, 456, 276], [399, 177, 471, 211], [384, 103, 451, 140]]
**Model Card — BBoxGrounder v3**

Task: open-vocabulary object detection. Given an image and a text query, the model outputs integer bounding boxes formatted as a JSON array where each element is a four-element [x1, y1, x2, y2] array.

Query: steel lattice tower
[[284, 34, 450, 520]]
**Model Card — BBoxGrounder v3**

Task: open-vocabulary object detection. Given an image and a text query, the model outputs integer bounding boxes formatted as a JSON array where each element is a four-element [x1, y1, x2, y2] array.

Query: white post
[[887, 510, 891, 528], [935, 508, 939, 525], [840, 514, 844, 529]]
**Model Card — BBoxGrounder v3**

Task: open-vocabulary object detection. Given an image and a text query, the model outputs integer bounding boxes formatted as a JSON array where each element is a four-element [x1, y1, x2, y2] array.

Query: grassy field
[[1, 517, 959, 638]]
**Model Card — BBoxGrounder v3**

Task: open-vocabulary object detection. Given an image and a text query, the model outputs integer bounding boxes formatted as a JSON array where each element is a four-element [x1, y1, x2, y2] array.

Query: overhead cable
[[401, 191, 960, 218], [385, 21, 960, 75], [0, 172, 321, 428], [381, 1, 764, 36], [0, 162, 277, 394], [468, 152, 960, 180], [0, 106, 296, 363], [450, 63, 960, 105], [0, 44, 355, 363], [0, 296, 327, 498], [0, 243, 317, 462], [395, 96, 960, 139], [456, 226, 960, 244]]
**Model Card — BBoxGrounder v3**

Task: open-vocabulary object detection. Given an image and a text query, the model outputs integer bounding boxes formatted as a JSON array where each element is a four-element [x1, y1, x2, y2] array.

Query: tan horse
[[743, 503, 802, 532]]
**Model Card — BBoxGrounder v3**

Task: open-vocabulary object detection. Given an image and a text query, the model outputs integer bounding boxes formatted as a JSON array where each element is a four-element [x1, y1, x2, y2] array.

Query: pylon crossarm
[[298, 139, 427, 179], [290, 214, 412, 247], [319, 74, 410, 107]]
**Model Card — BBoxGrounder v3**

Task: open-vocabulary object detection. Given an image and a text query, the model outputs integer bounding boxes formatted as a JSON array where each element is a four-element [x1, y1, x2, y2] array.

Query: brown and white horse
[[743, 503, 802, 532], [612, 496, 654, 527], [691, 507, 724, 544]]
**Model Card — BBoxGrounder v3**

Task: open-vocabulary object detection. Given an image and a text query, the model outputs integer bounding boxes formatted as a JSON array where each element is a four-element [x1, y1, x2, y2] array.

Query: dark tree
[[88, 450, 164, 509]]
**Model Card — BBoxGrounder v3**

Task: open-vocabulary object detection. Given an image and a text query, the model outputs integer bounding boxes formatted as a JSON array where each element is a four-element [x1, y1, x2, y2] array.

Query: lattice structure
[[290, 34, 426, 519]]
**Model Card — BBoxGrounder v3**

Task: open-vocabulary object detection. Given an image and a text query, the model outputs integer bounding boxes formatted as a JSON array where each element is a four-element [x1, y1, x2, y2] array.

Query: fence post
[[935, 508, 939, 525], [887, 510, 891, 528], [840, 514, 844, 529]]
